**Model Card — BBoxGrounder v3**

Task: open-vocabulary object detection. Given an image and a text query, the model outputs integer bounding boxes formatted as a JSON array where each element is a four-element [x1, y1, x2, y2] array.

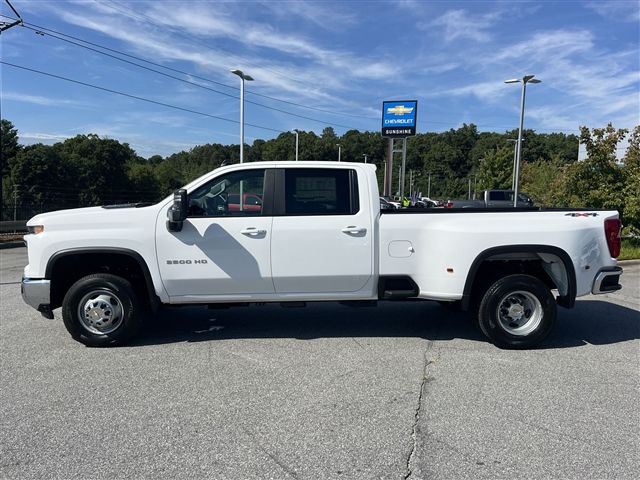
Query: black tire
[[62, 273, 144, 347], [477, 274, 556, 349]]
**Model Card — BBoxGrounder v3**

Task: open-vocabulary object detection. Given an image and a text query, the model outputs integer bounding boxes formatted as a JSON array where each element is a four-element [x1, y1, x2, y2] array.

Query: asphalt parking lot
[[1, 246, 638, 479]]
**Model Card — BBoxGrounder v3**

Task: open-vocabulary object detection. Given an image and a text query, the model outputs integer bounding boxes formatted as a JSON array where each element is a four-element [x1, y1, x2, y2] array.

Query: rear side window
[[284, 168, 359, 215]]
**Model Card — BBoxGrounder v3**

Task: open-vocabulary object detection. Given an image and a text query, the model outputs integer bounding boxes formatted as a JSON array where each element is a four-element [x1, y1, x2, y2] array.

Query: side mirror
[[167, 189, 188, 232]]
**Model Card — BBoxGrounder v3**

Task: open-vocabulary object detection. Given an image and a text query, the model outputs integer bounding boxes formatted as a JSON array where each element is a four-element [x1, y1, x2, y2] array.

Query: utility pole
[[427, 172, 431, 198], [0, 0, 23, 33], [336, 143, 342, 162], [1, 0, 24, 222]]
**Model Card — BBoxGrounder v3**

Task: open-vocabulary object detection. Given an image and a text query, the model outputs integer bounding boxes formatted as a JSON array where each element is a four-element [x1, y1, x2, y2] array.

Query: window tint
[[188, 169, 265, 217], [284, 168, 358, 215]]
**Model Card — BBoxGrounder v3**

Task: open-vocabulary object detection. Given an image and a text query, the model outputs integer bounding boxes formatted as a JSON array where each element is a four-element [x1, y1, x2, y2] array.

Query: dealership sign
[[381, 100, 418, 137]]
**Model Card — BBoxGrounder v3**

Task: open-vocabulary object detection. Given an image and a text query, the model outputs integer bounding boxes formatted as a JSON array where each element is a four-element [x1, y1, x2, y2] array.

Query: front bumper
[[591, 266, 623, 295], [21, 277, 54, 318]]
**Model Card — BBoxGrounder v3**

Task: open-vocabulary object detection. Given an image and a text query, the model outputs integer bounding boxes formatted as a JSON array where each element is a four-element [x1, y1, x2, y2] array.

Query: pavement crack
[[404, 348, 435, 480], [241, 426, 299, 479]]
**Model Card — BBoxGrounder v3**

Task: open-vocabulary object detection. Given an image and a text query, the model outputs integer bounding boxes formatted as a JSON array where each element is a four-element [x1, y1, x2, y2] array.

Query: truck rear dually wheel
[[477, 274, 556, 349], [62, 273, 144, 347]]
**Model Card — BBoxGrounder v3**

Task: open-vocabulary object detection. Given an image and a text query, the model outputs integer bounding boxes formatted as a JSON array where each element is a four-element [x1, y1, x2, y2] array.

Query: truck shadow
[[130, 299, 639, 349]]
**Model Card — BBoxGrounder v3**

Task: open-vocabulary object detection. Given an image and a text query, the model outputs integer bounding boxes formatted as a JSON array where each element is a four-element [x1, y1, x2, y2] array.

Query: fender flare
[[461, 245, 577, 310], [45, 247, 161, 311]]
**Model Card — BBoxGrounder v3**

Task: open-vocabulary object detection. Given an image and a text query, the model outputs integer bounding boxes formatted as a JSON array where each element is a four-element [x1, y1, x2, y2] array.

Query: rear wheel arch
[[46, 248, 159, 311], [461, 245, 576, 311]]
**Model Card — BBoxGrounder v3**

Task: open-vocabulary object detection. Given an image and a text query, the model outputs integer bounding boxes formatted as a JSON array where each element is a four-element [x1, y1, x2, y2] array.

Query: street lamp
[[362, 154, 368, 163], [230, 69, 254, 163], [505, 74, 541, 207], [336, 143, 342, 162], [292, 130, 299, 161], [506, 138, 519, 191]]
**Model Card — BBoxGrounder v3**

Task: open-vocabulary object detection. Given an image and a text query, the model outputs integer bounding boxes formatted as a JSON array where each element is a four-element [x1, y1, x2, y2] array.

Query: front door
[[156, 168, 275, 300]]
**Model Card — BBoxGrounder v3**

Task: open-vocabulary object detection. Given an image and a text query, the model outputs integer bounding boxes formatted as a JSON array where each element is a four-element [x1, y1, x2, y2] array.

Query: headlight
[[27, 225, 44, 235]]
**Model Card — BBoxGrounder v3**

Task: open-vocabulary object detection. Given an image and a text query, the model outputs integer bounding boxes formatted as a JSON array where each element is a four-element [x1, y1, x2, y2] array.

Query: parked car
[[228, 193, 263, 212], [379, 197, 397, 210]]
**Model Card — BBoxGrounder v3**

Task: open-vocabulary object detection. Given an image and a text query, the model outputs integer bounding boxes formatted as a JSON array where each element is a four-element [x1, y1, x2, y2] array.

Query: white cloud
[[437, 80, 508, 101], [20, 132, 71, 142], [2, 92, 84, 107], [427, 9, 501, 43], [494, 30, 594, 62], [257, 0, 357, 31], [586, 1, 640, 22], [526, 106, 582, 132], [54, 2, 388, 125]]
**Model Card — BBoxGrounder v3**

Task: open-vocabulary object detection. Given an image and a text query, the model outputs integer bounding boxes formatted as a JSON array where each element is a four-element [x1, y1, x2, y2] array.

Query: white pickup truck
[[22, 161, 623, 348]]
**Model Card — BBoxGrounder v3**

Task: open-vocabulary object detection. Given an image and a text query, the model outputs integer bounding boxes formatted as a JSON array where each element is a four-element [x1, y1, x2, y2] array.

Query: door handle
[[241, 227, 267, 236], [341, 226, 367, 235]]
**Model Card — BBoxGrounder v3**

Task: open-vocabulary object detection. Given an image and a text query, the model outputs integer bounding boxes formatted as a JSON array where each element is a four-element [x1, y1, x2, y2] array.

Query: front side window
[[188, 169, 265, 217], [284, 168, 358, 215]]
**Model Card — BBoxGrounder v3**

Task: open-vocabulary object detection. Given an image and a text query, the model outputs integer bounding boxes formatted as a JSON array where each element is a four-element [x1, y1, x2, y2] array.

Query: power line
[[100, 0, 315, 90], [0, 61, 285, 134], [14, 21, 369, 131], [18, 9, 378, 121], [1, 17, 600, 136]]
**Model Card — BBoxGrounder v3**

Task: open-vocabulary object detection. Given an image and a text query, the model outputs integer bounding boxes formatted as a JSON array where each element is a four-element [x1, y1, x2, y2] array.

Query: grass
[[619, 238, 640, 261]]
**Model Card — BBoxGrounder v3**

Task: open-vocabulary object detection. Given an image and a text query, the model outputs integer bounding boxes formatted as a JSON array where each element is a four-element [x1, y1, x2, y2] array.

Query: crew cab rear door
[[270, 166, 374, 295]]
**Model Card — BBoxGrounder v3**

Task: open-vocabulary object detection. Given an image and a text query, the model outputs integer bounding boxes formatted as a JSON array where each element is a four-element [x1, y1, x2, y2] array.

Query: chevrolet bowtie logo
[[387, 105, 414, 115]]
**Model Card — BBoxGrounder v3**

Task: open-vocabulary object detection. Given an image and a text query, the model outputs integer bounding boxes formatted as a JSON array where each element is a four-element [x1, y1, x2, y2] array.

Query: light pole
[[336, 143, 342, 162], [362, 154, 368, 163], [230, 69, 254, 163], [292, 130, 299, 161], [505, 74, 541, 206], [506, 138, 518, 190]]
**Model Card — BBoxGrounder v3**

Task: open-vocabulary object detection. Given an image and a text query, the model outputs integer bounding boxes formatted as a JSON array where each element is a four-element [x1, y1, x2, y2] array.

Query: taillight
[[604, 218, 622, 258]]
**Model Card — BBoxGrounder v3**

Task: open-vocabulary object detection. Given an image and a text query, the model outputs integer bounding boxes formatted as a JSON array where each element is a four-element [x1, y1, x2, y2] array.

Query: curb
[[618, 259, 640, 266]]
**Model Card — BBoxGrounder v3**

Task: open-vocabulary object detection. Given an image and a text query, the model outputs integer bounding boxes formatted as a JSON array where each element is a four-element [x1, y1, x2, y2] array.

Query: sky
[[1, 0, 639, 158]]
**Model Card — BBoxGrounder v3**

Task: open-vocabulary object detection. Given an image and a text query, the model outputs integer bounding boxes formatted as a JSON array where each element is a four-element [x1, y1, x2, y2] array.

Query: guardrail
[[0, 220, 27, 233]]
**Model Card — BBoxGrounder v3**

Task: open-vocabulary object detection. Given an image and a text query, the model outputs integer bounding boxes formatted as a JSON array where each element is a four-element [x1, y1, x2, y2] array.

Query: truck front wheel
[[62, 273, 144, 347], [477, 274, 556, 349]]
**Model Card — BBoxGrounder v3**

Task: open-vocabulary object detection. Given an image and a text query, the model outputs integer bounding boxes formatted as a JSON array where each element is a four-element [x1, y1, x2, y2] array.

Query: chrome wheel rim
[[77, 289, 124, 335], [496, 290, 543, 336]]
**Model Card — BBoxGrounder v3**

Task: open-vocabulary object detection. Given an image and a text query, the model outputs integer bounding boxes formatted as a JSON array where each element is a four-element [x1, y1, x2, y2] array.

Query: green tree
[[1, 119, 21, 218], [622, 125, 640, 234], [477, 146, 513, 191], [127, 163, 162, 202], [557, 124, 627, 210], [55, 134, 136, 206], [520, 156, 567, 206], [10, 144, 72, 210], [1, 119, 20, 172]]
